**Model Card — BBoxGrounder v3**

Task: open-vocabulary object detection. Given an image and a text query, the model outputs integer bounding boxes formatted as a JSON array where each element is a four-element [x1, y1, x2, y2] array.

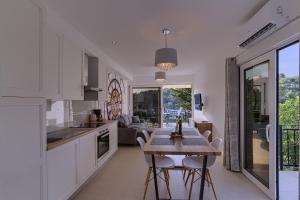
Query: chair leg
[[207, 171, 217, 200], [185, 169, 192, 186], [205, 173, 210, 188], [183, 169, 186, 179], [188, 170, 195, 200], [163, 169, 172, 199], [143, 167, 152, 200]]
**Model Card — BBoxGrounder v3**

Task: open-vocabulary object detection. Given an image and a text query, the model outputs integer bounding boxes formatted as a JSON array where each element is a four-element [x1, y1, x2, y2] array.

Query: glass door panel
[[133, 87, 161, 128], [240, 51, 276, 199], [244, 62, 270, 187]]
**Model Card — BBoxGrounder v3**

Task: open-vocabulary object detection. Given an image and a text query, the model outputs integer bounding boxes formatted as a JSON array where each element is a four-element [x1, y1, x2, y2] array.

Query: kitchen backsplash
[[46, 100, 101, 126], [72, 100, 99, 124]]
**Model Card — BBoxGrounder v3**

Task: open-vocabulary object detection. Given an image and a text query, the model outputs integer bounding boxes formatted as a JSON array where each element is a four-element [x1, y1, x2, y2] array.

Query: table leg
[[199, 155, 208, 200], [151, 154, 159, 200]]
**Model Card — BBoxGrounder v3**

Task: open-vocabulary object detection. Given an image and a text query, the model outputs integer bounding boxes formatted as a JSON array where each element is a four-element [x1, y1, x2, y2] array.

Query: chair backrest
[[207, 137, 223, 167], [142, 130, 150, 142], [211, 137, 222, 149], [203, 130, 212, 140], [137, 137, 146, 148], [136, 137, 152, 165]]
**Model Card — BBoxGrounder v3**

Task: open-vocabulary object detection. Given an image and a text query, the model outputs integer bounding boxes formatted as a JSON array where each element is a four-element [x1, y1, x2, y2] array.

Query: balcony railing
[[279, 125, 299, 171]]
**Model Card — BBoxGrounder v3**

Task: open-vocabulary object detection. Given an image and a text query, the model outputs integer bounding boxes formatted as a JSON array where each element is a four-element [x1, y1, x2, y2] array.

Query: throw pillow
[[132, 115, 140, 123]]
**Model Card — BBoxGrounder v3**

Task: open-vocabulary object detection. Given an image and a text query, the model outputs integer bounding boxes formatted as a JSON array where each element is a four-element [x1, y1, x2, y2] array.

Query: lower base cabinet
[[47, 140, 78, 200], [47, 121, 118, 200], [78, 132, 97, 184]]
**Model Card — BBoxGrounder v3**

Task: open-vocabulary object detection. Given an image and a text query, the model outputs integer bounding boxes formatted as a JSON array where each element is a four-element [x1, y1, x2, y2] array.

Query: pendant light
[[155, 71, 166, 82], [155, 28, 178, 71]]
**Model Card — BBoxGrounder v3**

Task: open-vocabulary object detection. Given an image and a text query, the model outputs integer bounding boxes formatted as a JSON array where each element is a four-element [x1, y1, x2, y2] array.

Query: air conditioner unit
[[238, 0, 300, 48]]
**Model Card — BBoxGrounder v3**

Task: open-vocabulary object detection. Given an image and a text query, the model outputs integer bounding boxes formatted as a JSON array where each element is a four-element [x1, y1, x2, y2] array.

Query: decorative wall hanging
[[106, 72, 128, 120]]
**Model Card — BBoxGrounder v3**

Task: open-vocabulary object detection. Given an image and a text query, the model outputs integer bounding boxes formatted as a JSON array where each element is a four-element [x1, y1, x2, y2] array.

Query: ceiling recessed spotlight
[[112, 40, 119, 46]]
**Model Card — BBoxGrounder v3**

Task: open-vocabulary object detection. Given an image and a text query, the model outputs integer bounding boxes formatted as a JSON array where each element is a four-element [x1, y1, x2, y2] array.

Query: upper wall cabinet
[[0, 0, 43, 98], [44, 26, 62, 99], [62, 37, 84, 100]]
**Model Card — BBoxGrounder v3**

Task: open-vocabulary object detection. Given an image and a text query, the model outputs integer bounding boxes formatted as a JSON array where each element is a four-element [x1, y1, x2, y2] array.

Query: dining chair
[[182, 137, 222, 200], [142, 130, 150, 142], [137, 137, 175, 200], [203, 130, 212, 140], [183, 130, 212, 179]]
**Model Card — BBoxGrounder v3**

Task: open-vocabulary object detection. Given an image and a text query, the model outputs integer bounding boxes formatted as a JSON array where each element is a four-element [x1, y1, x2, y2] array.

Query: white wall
[[192, 61, 226, 139]]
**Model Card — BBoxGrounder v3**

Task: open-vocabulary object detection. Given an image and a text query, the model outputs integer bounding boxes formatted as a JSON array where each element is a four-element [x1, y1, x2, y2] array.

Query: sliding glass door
[[132, 87, 161, 128], [240, 51, 276, 199]]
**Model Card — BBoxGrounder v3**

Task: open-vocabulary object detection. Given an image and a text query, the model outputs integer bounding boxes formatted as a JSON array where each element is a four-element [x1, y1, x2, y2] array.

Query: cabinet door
[[108, 122, 118, 154], [0, 98, 46, 200], [98, 60, 107, 103], [62, 37, 84, 100], [0, 0, 43, 97], [44, 26, 62, 99], [78, 132, 96, 183], [47, 140, 78, 200]]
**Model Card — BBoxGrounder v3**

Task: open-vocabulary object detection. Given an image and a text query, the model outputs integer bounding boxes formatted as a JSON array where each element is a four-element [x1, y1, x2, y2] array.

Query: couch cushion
[[132, 115, 140, 123], [118, 115, 127, 128], [127, 115, 132, 124], [123, 114, 130, 127]]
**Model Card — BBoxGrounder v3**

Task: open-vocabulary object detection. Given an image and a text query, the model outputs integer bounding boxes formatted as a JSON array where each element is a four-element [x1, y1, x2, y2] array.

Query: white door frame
[[240, 50, 277, 199]]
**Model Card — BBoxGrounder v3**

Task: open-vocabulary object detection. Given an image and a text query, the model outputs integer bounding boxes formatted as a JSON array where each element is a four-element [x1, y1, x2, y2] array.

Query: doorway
[[132, 87, 161, 128], [277, 41, 299, 200], [240, 40, 300, 200], [240, 51, 277, 199]]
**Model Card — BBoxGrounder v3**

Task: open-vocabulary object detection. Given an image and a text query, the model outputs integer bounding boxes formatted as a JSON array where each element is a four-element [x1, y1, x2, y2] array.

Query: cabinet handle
[[81, 50, 84, 98], [265, 124, 271, 143]]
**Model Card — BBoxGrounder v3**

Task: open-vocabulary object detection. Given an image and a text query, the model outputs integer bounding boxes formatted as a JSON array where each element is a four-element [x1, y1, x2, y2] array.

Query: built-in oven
[[97, 128, 109, 160]]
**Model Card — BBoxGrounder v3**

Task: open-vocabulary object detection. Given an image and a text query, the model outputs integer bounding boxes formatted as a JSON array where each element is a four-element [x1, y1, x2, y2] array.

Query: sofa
[[117, 114, 147, 145]]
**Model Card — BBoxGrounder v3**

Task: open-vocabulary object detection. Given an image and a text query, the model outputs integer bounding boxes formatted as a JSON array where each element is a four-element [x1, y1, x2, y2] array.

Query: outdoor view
[[278, 42, 299, 171], [132, 85, 192, 128], [162, 85, 192, 127], [133, 88, 161, 128], [278, 42, 299, 199]]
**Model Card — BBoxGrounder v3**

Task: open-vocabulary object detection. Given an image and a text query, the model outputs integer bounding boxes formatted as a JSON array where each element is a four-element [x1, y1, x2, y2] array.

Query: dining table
[[143, 127, 221, 200]]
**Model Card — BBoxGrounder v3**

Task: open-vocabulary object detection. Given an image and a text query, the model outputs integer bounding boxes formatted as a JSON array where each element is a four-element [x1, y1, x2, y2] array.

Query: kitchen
[[0, 1, 129, 200]]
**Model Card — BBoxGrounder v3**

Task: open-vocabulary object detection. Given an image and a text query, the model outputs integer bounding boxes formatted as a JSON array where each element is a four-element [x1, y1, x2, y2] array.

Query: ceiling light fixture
[[155, 71, 166, 82], [155, 28, 178, 71]]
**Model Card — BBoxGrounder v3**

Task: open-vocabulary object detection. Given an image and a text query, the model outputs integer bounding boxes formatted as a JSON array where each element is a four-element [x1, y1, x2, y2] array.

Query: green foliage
[[278, 75, 299, 170], [279, 73, 299, 103], [163, 88, 192, 111], [279, 96, 299, 127]]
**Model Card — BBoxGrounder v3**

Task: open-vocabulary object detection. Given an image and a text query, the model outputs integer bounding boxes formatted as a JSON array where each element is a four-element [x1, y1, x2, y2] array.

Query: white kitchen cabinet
[[0, 97, 46, 200], [108, 121, 118, 155], [0, 0, 43, 98], [47, 140, 78, 200], [98, 60, 107, 103], [62, 37, 84, 100], [78, 131, 97, 184], [44, 26, 62, 99]]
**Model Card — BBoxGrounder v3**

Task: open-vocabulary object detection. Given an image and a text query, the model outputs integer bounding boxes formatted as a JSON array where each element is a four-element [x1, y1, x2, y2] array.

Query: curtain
[[223, 57, 240, 172]]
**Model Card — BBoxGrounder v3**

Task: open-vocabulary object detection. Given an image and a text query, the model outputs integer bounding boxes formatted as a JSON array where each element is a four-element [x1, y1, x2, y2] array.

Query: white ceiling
[[44, 0, 268, 76]]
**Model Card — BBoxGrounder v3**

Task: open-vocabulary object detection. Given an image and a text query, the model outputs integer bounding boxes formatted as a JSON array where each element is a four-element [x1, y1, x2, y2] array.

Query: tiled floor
[[279, 171, 299, 200], [73, 146, 269, 200]]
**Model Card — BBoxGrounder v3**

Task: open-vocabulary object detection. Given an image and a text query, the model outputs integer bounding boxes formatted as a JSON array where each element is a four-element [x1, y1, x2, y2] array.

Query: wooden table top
[[143, 128, 222, 156]]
